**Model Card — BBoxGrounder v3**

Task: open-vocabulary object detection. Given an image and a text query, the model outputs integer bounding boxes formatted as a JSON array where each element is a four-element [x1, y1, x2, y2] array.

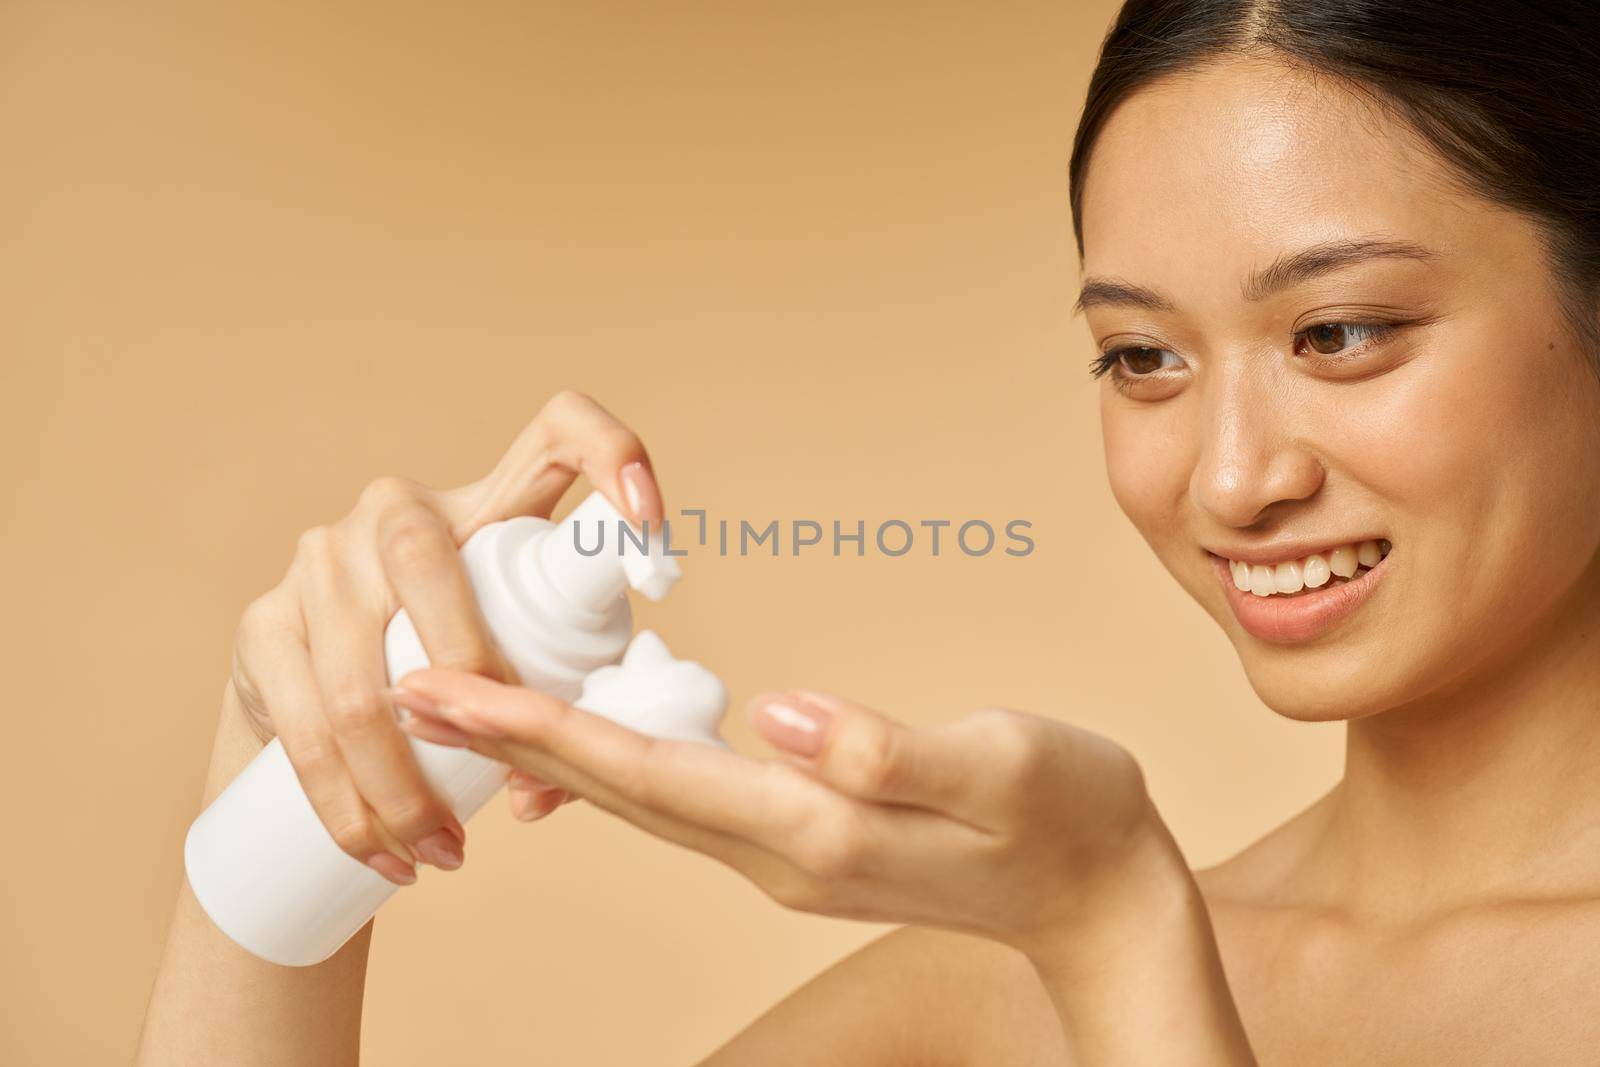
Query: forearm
[[1022, 819, 1256, 1066], [137, 684, 373, 1066]]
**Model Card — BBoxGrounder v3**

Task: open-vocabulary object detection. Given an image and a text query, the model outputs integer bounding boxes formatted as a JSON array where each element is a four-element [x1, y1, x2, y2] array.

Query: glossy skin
[[1083, 56, 1600, 1063], [140, 56, 1600, 1066], [1084, 56, 1600, 724]]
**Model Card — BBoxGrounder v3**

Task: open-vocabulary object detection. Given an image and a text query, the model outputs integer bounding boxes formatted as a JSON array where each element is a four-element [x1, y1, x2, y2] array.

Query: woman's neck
[[1308, 554, 1600, 921]]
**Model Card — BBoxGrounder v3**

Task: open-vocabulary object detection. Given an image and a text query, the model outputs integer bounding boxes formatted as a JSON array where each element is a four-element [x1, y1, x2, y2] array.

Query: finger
[[440, 390, 661, 536], [507, 769, 566, 822], [390, 670, 852, 849], [391, 704, 573, 819], [370, 495, 513, 684], [509, 768, 558, 791], [475, 714, 969, 893], [392, 677, 976, 895], [484, 736, 817, 897], [300, 542, 467, 871], [749, 690, 989, 817], [393, 692, 792, 875], [238, 623, 419, 885], [508, 783, 566, 821], [396, 710, 475, 748]]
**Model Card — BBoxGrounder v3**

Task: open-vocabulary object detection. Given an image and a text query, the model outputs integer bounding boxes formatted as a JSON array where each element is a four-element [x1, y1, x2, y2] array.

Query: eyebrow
[[1072, 237, 1439, 315]]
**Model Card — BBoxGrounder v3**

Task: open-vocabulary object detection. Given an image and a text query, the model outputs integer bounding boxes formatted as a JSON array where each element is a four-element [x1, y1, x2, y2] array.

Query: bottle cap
[[536, 492, 682, 609]]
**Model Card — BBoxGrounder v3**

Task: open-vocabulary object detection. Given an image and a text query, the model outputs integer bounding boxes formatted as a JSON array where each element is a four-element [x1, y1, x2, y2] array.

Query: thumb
[[506, 769, 568, 822], [747, 690, 974, 811]]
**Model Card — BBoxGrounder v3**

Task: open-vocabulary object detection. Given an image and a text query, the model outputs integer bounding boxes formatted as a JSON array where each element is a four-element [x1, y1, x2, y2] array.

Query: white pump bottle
[[184, 491, 725, 966]]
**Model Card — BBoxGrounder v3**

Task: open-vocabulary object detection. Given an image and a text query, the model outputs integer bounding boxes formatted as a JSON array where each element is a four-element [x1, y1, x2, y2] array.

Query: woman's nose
[[1188, 373, 1325, 529]]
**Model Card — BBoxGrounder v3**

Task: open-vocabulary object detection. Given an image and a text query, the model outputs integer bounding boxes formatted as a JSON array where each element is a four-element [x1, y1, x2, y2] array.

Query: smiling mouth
[[1210, 539, 1393, 644], [1225, 539, 1392, 598], [1242, 569, 1367, 599]]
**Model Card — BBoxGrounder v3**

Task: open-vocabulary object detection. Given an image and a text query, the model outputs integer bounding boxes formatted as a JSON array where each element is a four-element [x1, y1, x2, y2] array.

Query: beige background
[[1, 2, 1342, 1062]]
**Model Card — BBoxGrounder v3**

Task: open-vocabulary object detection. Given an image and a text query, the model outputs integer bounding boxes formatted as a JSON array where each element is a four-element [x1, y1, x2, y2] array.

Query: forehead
[[1078, 56, 1479, 285]]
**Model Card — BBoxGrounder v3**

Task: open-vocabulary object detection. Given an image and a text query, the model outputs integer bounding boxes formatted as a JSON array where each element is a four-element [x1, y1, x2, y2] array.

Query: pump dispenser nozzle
[[533, 492, 681, 609]]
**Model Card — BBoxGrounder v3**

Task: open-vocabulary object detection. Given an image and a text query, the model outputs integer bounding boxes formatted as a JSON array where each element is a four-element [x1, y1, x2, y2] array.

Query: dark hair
[[1068, 0, 1600, 368]]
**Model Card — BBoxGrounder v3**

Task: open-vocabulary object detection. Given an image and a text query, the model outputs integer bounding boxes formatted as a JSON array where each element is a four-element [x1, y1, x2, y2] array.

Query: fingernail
[[366, 852, 418, 886], [617, 460, 663, 524], [414, 829, 465, 871], [510, 786, 563, 822], [509, 769, 553, 791], [398, 713, 475, 748], [437, 703, 507, 739], [750, 695, 831, 758], [385, 684, 442, 716], [389, 686, 506, 739]]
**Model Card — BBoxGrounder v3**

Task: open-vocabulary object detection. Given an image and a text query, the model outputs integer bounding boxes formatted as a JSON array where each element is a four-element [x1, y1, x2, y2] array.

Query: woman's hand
[[384, 679, 1262, 1063], [225, 390, 662, 885], [381, 674, 1187, 957]]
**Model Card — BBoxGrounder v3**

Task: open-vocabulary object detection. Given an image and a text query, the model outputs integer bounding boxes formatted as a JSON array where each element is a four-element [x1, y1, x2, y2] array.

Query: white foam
[[575, 630, 728, 747]]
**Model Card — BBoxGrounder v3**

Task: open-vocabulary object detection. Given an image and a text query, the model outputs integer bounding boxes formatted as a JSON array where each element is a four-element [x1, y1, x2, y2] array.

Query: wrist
[[200, 681, 269, 805], [1014, 799, 1195, 976], [1012, 808, 1255, 1064]]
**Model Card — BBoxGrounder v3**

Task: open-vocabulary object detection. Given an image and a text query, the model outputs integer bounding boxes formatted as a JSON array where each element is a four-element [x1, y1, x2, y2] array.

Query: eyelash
[[1088, 321, 1401, 383]]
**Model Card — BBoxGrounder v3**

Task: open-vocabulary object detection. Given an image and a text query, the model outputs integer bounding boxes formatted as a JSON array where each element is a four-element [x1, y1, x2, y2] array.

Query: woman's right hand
[[223, 390, 665, 885]]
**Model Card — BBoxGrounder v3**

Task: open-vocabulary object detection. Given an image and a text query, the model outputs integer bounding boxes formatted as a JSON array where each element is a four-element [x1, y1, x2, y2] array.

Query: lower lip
[[1211, 552, 1390, 644]]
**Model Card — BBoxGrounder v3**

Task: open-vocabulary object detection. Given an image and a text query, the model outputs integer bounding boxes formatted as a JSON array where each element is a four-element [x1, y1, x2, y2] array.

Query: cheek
[[1100, 394, 1197, 546], [1313, 330, 1600, 662], [1107, 396, 1196, 521]]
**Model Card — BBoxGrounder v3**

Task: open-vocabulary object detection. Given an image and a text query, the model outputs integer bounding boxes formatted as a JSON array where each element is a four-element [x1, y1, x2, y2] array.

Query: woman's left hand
[[385, 673, 1189, 958]]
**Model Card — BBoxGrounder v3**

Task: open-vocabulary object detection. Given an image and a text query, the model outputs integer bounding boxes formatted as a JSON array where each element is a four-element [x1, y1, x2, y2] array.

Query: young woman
[[139, 1, 1600, 1062]]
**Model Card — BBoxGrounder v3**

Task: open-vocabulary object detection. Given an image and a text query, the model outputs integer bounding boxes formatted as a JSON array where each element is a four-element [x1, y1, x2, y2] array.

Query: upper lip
[[1205, 537, 1387, 566]]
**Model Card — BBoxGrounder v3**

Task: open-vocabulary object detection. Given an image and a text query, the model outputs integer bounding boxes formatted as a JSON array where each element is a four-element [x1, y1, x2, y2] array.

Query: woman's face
[[1080, 56, 1600, 722]]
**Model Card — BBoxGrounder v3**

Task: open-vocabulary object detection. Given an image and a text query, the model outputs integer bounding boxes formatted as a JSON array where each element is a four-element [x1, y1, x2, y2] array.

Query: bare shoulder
[[1193, 788, 1341, 910], [697, 925, 1070, 1067]]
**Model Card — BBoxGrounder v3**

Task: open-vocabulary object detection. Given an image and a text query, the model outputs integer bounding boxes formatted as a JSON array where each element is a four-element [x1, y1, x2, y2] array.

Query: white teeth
[[1250, 564, 1276, 597], [1328, 545, 1358, 578], [1274, 560, 1304, 594], [1224, 539, 1389, 597]]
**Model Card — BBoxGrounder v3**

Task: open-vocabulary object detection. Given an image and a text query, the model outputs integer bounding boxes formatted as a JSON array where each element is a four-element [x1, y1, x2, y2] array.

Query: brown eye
[[1090, 344, 1182, 385], [1120, 347, 1169, 374], [1304, 323, 1350, 354], [1294, 321, 1397, 361]]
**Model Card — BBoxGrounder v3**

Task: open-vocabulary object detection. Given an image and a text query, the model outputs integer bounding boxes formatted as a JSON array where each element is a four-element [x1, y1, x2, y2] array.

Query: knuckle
[[324, 686, 390, 734], [794, 839, 856, 882], [234, 592, 279, 646], [282, 726, 342, 776], [427, 640, 500, 678], [378, 512, 449, 580], [601, 423, 644, 459], [972, 707, 1047, 777], [540, 388, 594, 418], [766, 875, 825, 913], [294, 525, 334, 564], [613, 770, 650, 807], [832, 724, 900, 796], [1101, 740, 1147, 795], [382, 791, 444, 838], [790, 812, 867, 881], [611, 745, 662, 806], [358, 475, 421, 512], [324, 810, 381, 858]]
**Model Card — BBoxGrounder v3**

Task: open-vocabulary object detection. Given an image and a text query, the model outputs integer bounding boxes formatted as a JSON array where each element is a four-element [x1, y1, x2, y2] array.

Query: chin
[[1224, 618, 1442, 722]]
